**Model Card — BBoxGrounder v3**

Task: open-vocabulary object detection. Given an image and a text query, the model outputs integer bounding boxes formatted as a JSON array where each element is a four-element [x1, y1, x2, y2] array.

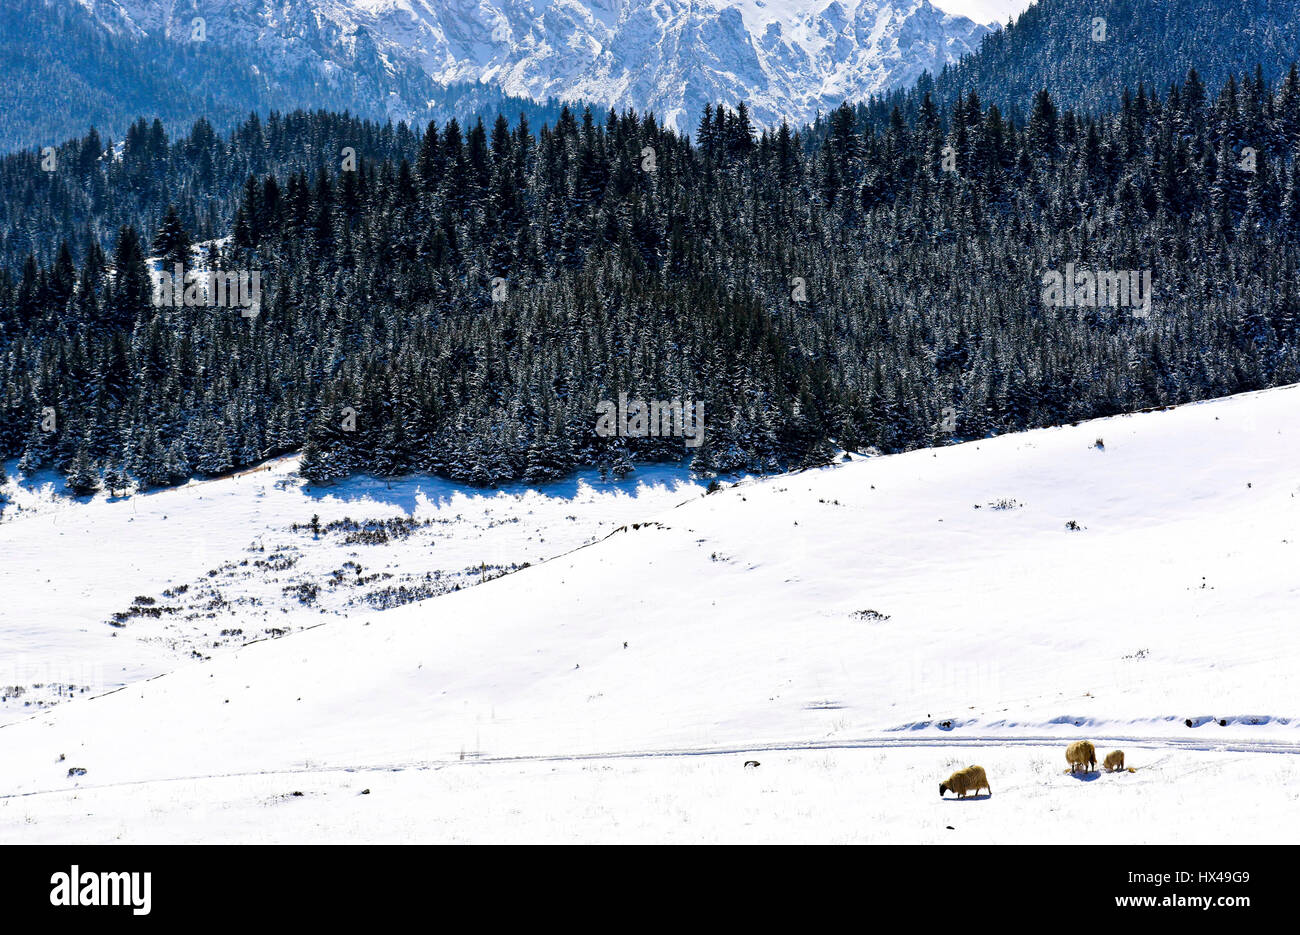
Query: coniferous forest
[[3, 66, 1300, 491]]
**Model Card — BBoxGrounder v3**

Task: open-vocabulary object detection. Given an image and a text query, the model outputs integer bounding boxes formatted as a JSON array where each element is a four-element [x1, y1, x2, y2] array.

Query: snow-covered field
[[2, 384, 1298, 843], [8, 744, 1297, 845], [0, 460, 705, 720]]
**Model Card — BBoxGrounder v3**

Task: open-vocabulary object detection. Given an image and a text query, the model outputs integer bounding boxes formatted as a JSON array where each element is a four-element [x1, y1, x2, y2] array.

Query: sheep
[[939, 765, 991, 798], [1066, 740, 1097, 773], [1103, 750, 1125, 772]]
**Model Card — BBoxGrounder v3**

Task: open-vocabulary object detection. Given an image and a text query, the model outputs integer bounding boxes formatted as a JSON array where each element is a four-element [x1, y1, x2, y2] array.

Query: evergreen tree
[[153, 204, 194, 270]]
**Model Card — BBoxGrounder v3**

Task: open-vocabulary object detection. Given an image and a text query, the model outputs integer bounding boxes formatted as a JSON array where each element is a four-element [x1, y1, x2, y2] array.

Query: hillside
[[9, 71, 1300, 497], [0, 458, 705, 721], [0, 0, 575, 152], [1, 384, 1298, 843], [0, 0, 995, 151], [902, 0, 1300, 120]]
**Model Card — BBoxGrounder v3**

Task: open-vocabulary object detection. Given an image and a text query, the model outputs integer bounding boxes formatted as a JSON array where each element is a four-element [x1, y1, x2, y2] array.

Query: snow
[[931, 0, 1032, 26], [0, 457, 706, 721], [2, 383, 1299, 842], [97, 1, 995, 134], [8, 745, 1298, 844]]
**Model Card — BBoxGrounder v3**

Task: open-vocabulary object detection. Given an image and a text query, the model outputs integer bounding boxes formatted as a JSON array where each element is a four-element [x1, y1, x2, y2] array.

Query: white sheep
[[940, 765, 991, 798], [1066, 740, 1097, 773]]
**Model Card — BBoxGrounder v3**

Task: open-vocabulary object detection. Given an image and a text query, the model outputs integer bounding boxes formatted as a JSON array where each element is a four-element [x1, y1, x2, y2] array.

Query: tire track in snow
[[3, 731, 1299, 803]]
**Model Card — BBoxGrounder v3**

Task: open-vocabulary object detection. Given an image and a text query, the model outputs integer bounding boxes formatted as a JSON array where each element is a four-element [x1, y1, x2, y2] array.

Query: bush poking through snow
[[284, 582, 320, 605]]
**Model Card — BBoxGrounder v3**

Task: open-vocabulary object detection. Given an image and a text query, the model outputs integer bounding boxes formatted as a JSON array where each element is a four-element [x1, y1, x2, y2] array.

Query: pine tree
[[106, 225, 152, 329], [64, 445, 99, 496], [153, 205, 194, 269]]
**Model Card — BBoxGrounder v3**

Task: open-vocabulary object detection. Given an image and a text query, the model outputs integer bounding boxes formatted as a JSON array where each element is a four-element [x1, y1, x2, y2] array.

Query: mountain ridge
[[10, 0, 993, 149]]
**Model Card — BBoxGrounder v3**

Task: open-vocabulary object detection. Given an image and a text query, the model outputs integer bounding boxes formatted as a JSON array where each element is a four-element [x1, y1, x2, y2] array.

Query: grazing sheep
[[1104, 750, 1125, 772], [940, 765, 991, 798], [1066, 740, 1097, 773]]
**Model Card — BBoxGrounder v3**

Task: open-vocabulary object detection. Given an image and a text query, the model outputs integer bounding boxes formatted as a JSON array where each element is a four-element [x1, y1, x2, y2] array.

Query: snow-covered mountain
[[82, 0, 996, 133]]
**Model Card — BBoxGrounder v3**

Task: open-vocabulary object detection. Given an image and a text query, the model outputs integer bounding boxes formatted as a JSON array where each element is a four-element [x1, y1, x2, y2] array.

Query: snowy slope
[[2, 384, 1299, 843], [85, 0, 996, 133], [0, 458, 705, 722]]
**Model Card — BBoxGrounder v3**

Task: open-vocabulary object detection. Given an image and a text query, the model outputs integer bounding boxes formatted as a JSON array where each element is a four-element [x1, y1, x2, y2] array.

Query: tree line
[[2, 64, 1300, 493]]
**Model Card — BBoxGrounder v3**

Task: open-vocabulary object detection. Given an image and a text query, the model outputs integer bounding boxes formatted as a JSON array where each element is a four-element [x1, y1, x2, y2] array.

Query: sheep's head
[[939, 782, 949, 797]]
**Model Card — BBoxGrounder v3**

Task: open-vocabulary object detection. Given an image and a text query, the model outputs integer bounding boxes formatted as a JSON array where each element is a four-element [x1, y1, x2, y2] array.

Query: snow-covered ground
[[8, 744, 1297, 845], [2, 384, 1298, 843], [0, 459, 706, 720]]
